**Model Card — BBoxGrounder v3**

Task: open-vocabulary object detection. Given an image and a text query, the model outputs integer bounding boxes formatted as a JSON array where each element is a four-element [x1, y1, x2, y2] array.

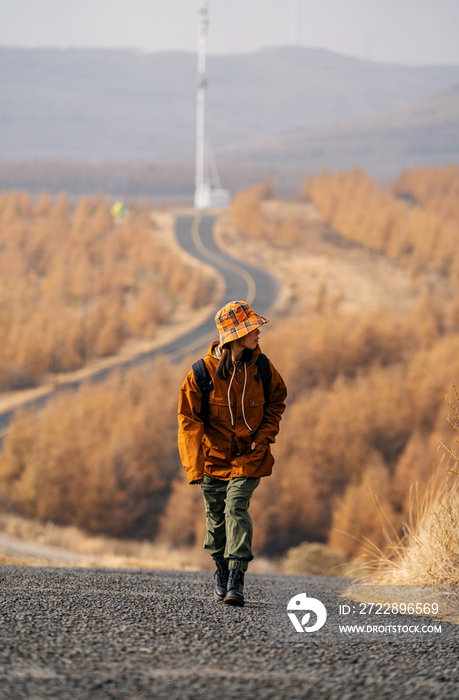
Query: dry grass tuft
[[346, 387, 459, 588], [282, 541, 346, 577], [350, 469, 458, 586]]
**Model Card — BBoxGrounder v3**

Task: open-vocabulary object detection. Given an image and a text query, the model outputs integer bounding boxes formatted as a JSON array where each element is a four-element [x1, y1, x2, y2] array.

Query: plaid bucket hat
[[215, 301, 269, 346]]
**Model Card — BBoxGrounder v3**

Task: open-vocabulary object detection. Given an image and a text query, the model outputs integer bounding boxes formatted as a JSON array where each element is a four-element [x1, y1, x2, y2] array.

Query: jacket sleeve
[[253, 361, 287, 445], [177, 370, 206, 483]]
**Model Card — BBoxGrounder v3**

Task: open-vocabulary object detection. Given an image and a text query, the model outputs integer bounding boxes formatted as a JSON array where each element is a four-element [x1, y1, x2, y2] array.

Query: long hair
[[216, 344, 233, 380], [216, 344, 254, 380]]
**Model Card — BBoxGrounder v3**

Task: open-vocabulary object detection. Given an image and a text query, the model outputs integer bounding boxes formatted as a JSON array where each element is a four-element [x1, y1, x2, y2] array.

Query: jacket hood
[[209, 341, 222, 360]]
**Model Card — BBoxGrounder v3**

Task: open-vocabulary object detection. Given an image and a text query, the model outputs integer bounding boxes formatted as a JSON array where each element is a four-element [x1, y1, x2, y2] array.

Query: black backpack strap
[[256, 353, 271, 407], [192, 358, 213, 426]]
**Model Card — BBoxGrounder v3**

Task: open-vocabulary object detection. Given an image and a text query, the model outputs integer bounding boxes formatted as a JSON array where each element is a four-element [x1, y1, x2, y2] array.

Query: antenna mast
[[194, 1, 230, 209], [194, 0, 209, 209]]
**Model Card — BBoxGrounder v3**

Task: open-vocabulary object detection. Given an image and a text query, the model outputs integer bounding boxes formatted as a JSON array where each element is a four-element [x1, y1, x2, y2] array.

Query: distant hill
[[2, 46, 459, 163], [217, 84, 459, 180]]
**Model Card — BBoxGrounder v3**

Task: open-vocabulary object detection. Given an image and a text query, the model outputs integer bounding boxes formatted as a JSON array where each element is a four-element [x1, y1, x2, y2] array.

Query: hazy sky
[[1, 0, 459, 65]]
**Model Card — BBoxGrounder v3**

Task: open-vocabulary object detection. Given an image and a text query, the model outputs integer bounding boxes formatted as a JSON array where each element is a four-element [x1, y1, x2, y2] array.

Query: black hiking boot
[[224, 568, 245, 607], [214, 560, 229, 601]]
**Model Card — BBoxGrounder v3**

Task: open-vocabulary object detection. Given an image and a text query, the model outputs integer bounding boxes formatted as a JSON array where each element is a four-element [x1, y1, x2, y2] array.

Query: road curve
[[152, 212, 277, 363], [0, 213, 278, 439]]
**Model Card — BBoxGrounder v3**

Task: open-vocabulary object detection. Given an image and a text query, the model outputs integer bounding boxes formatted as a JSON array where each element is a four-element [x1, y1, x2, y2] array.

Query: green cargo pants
[[200, 475, 261, 571]]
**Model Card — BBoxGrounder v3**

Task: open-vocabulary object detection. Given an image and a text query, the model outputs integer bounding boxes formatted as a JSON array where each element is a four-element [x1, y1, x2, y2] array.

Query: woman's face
[[238, 327, 261, 351], [228, 326, 262, 361], [243, 328, 260, 350]]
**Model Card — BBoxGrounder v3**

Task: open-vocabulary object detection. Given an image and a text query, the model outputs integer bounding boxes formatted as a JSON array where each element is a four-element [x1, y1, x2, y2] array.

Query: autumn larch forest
[[1, 166, 459, 565]]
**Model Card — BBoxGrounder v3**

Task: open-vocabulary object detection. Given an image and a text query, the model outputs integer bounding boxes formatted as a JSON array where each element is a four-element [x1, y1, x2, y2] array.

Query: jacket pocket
[[208, 394, 233, 425], [202, 434, 232, 469], [243, 441, 275, 477], [246, 394, 265, 430]]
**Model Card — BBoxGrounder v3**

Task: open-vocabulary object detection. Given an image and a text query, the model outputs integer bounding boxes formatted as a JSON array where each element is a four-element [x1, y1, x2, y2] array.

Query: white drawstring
[[227, 365, 236, 426], [241, 363, 253, 432]]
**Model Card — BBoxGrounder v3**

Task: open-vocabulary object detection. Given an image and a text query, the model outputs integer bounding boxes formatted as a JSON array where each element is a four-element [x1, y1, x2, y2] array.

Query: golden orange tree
[[0, 192, 212, 391], [0, 363, 182, 538]]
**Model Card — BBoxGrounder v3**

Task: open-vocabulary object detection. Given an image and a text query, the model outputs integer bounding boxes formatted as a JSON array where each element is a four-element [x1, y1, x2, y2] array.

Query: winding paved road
[[0, 213, 277, 439], [170, 212, 277, 360]]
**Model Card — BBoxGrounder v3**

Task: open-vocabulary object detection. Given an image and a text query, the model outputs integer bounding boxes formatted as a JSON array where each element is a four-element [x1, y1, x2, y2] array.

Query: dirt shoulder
[[0, 213, 225, 418], [214, 201, 427, 319]]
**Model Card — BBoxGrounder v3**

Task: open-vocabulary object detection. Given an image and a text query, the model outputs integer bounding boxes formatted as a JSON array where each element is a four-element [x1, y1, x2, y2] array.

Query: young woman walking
[[178, 300, 287, 606]]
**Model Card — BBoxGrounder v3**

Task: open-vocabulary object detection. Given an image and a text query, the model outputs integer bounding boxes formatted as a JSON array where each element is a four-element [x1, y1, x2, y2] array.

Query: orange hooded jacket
[[178, 342, 287, 483]]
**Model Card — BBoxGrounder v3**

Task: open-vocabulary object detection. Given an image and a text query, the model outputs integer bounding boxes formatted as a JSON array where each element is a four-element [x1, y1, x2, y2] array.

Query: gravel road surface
[[1, 566, 458, 700]]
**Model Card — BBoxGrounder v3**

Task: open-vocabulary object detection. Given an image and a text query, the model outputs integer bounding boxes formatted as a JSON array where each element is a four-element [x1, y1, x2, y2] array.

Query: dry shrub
[[359, 467, 459, 586], [126, 289, 161, 338], [329, 458, 401, 559], [157, 471, 207, 548], [0, 362, 182, 539], [230, 181, 274, 240], [0, 191, 214, 390], [302, 167, 459, 284], [342, 385, 459, 586], [231, 183, 310, 249], [230, 182, 306, 248], [405, 335, 459, 432], [413, 291, 446, 349], [392, 165, 459, 226], [186, 270, 217, 310], [391, 432, 434, 512], [282, 542, 345, 576], [262, 307, 417, 398], [252, 365, 412, 554]]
